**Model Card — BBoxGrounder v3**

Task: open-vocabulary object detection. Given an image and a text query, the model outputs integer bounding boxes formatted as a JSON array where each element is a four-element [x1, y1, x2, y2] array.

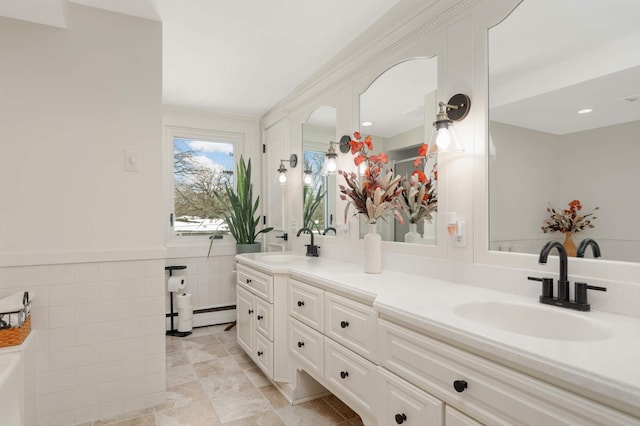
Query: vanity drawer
[[288, 279, 324, 332], [254, 331, 273, 378], [325, 291, 377, 362], [378, 367, 444, 426], [237, 264, 273, 302], [289, 317, 324, 378], [378, 319, 638, 426], [324, 338, 377, 417], [255, 297, 273, 341]]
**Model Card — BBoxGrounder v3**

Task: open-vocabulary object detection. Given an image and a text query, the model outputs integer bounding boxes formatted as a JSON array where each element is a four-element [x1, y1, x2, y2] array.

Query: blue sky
[[174, 137, 234, 174]]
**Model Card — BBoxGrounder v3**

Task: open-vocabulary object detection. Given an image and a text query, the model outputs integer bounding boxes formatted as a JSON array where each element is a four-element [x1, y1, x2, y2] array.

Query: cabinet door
[[236, 285, 255, 355], [445, 406, 483, 426], [379, 368, 444, 426], [325, 292, 377, 362], [255, 331, 274, 378], [255, 297, 274, 340], [288, 279, 324, 332]]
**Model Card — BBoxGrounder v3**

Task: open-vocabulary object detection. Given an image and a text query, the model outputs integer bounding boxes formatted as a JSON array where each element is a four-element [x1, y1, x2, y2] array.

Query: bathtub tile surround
[[0, 259, 166, 426]]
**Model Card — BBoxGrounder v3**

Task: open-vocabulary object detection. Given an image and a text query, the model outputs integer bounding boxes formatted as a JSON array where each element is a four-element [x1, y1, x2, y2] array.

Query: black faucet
[[297, 227, 319, 257], [530, 240, 606, 311], [577, 238, 601, 258], [538, 241, 569, 301], [322, 227, 336, 236]]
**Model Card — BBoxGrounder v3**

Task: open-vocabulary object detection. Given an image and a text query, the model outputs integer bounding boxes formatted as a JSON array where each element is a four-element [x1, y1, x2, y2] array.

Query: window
[[303, 149, 328, 232], [172, 135, 235, 237]]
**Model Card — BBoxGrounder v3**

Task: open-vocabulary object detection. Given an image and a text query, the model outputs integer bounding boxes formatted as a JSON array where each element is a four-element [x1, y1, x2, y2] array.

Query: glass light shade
[[428, 119, 464, 155], [325, 157, 337, 174], [303, 171, 313, 186], [278, 171, 287, 184]]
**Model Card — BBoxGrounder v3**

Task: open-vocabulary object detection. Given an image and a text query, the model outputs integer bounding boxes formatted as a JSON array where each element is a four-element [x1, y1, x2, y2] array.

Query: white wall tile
[[144, 334, 165, 355], [48, 305, 75, 329], [98, 281, 123, 302], [75, 365, 102, 387], [99, 341, 123, 362], [48, 327, 74, 350], [74, 344, 100, 368], [98, 262, 122, 282], [48, 348, 75, 372], [122, 395, 146, 414], [74, 324, 101, 346], [74, 282, 99, 304], [99, 300, 123, 323], [98, 360, 123, 384], [49, 411, 75, 426], [49, 389, 75, 415], [123, 356, 146, 379], [99, 320, 124, 343], [74, 385, 100, 409], [121, 337, 146, 358], [75, 302, 100, 325], [145, 391, 165, 408], [100, 400, 124, 421], [100, 380, 124, 403], [48, 284, 75, 307], [48, 369, 75, 393], [74, 405, 100, 425], [143, 353, 165, 375]]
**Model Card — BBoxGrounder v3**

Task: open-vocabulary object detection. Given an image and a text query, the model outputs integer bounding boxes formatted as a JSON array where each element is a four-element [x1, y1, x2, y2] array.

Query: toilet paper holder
[[165, 266, 191, 337]]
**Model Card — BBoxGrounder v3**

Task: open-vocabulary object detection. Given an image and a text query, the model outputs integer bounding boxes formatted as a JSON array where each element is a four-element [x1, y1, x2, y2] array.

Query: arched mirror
[[488, 0, 640, 262], [358, 57, 438, 243], [302, 106, 337, 234]]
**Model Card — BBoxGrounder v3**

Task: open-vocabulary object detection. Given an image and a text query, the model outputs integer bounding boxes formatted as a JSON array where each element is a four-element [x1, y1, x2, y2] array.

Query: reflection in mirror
[[303, 106, 336, 233], [488, 0, 640, 262], [359, 57, 438, 243]]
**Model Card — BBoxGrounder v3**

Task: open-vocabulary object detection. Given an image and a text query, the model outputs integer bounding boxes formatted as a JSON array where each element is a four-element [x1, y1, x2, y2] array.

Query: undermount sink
[[453, 301, 613, 341], [259, 254, 309, 263]]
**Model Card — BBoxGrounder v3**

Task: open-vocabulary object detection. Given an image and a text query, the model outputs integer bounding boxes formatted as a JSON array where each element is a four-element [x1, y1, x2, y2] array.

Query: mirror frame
[[472, 0, 640, 282]]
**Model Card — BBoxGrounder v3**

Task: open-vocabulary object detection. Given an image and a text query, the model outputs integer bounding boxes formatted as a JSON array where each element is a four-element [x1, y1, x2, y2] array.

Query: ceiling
[[0, 0, 402, 116], [489, 0, 640, 135]]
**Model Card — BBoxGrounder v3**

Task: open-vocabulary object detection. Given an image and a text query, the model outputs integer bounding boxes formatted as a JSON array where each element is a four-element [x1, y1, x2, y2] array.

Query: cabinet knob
[[246, 278, 252, 283], [340, 320, 349, 329], [340, 371, 349, 379], [257, 315, 263, 320], [248, 309, 253, 315], [395, 413, 407, 424], [257, 351, 263, 356], [453, 380, 468, 393], [297, 341, 304, 348], [297, 300, 305, 307]]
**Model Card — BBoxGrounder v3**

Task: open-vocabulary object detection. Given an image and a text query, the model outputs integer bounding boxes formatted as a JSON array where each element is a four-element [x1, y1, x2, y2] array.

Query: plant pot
[[236, 242, 261, 254]]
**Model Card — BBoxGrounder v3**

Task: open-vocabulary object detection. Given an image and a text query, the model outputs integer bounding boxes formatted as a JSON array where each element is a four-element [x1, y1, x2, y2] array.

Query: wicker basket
[[0, 292, 32, 348]]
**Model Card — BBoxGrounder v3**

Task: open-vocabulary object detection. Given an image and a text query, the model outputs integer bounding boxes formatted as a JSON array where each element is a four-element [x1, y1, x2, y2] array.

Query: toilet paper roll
[[167, 276, 186, 292], [177, 307, 193, 320], [177, 318, 193, 332], [175, 292, 192, 308]]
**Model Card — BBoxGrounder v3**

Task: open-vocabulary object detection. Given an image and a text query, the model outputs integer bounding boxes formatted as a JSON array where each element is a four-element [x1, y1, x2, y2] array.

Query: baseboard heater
[[165, 304, 236, 329]]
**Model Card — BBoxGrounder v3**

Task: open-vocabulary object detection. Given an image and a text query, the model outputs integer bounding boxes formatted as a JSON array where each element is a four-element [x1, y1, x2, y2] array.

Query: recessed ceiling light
[[577, 109, 593, 114], [361, 121, 374, 127]]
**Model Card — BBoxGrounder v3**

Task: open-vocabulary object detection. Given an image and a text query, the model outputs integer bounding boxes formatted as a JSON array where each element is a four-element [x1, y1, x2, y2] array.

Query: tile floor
[[89, 324, 364, 425]]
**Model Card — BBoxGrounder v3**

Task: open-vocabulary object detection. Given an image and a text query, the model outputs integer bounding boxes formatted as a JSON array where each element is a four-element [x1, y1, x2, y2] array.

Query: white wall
[[0, 5, 165, 425], [0, 5, 163, 261]]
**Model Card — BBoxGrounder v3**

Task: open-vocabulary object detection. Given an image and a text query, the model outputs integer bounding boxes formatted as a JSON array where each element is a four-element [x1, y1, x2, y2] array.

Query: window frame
[[164, 125, 244, 248]]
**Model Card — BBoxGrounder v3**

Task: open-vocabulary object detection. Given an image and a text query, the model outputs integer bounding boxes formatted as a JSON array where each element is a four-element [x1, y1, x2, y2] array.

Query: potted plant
[[212, 155, 273, 254]]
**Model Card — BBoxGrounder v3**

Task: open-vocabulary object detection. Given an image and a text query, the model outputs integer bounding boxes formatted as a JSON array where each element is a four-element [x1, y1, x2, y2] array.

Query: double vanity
[[235, 252, 640, 425]]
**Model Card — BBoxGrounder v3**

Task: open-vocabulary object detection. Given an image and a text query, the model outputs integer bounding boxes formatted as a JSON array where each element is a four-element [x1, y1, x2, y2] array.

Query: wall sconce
[[321, 135, 351, 175], [303, 164, 313, 186], [427, 94, 470, 155], [277, 154, 298, 184]]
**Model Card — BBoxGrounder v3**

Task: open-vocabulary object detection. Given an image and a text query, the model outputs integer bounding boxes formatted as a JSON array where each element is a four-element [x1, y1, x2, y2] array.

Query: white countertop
[[236, 252, 640, 417]]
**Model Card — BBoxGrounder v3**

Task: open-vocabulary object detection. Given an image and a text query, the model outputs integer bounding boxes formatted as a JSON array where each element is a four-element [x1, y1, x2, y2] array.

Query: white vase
[[364, 223, 382, 274], [404, 223, 421, 244]]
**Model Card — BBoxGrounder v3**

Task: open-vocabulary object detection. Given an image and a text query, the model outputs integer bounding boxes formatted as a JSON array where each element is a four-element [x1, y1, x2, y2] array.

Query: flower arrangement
[[399, 143, 438, 224], [541, 199, 598, 234], [338, 132, 403, 224]]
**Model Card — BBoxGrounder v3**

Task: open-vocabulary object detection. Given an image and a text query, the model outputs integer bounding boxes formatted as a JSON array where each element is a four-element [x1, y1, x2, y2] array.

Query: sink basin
[[259, 255, 309, 263], [453, 301, 612, 341]]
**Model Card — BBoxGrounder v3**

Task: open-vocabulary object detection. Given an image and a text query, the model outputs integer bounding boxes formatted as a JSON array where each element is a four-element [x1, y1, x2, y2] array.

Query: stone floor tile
[[276, 398, 346, 425]]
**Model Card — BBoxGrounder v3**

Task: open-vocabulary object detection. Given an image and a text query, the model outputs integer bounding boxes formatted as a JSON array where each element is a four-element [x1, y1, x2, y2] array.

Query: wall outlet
[[453, 220, 466, 248]]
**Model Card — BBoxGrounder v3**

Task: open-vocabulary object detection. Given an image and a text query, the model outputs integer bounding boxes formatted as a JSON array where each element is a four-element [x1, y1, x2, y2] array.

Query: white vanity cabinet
[[288, 277, 379, 423], [236, 263, 289, 382], [378, 318, 639, 426]]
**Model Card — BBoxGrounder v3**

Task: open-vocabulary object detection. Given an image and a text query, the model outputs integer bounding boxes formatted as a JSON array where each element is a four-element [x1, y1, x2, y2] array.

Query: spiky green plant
[[212, 156, 272, 250], [303, 184, 327, 233]]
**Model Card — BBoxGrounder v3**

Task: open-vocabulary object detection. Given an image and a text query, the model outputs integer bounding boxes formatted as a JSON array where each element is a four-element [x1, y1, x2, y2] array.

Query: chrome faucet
[[577, 238, 601, 258], [538, 241, 569, 301], [297, 227, 319, 257], [529, 240, 606, 311]]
